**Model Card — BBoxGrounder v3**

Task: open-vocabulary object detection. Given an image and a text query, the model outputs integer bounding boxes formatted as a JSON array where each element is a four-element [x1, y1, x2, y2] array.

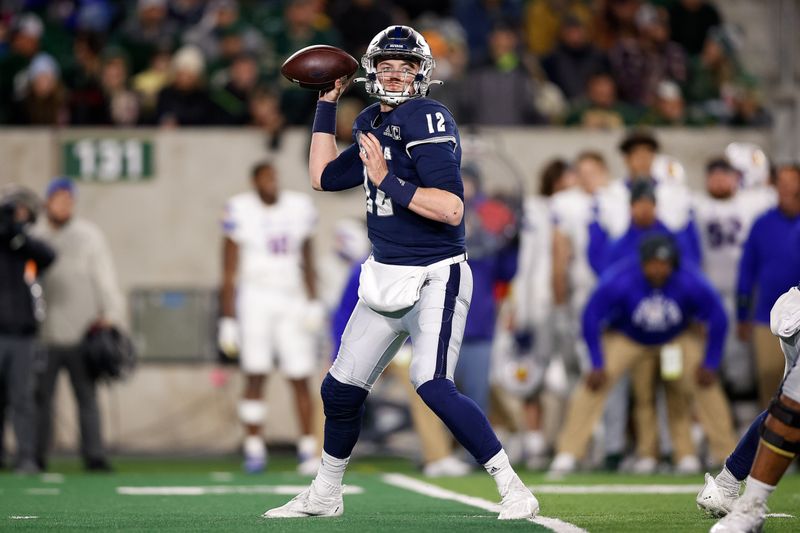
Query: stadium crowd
[[0, 0, 769, 129]]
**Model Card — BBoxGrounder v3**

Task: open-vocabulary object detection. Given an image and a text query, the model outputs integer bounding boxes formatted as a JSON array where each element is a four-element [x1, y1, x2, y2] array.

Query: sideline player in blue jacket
[[550, 235, 737, 473], [264, 26, 538, 520]]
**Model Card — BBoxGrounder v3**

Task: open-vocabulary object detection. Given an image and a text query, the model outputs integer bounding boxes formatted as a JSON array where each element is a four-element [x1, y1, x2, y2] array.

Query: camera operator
[[0, 186, 55, 474]]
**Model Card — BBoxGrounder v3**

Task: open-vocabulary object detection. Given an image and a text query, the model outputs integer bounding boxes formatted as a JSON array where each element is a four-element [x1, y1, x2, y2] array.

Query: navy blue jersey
[[320, 98, 466, 266]]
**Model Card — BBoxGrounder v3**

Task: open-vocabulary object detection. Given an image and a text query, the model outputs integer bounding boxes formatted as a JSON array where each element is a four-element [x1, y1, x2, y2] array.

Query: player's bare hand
[[358, 132, 388, 186], [737, 321, 753, 342], [586, 368, 607, 391], [319, 76, 350, 103], [696, 366, 717, 387]]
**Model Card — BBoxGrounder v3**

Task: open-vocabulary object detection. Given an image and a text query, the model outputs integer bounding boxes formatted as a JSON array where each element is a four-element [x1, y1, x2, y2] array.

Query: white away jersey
[[223, 190, 317, 290], [514, 196, 553, 328], [692, 188, 775, 295], [550, 187, 597, 309]]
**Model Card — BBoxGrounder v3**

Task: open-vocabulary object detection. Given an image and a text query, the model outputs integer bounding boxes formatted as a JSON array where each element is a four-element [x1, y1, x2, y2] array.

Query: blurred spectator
[[65, 32, 108, 125], [609, 3, 686, 107], [638, 80, 692, 126], [0, 13, 43, 123], [115, 0, 178, 74], [685, 26, 756, 124], [736, 164, 800, 408], [454, 0, 523, 67], [269, 0, 340, 125], [100, 48, 140, 126], [169, 0, 206, 31], [594, 0, 640, 50], [669, 0, 721, 56], [212, 53, 260, 125], [729, 85, 771, 127], [416, 20, 469, 122], [550, 234, 737, 474], [156, 45, 217, 126], [565, 71, 639, 127], [132, 46, 172, 123], [249, 87, 286, 148], [541, 15, 608, 104], [523, 0, 593, 57], [0, 186, 55, 474], [331, 0, 394, 59], [34, 178, 124, 472], [11, 53, 69, 125], [184, 0, 264, 71], [462, 23, 546, 126]]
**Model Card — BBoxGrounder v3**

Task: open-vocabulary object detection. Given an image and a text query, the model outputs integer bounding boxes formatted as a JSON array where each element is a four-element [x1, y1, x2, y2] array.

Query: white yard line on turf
[[9, 516, 39, 520], [24, 488, 60, 496], [531, 484, 703, 494], [381, 473, 587, 533], [116, 485, 363, 496]]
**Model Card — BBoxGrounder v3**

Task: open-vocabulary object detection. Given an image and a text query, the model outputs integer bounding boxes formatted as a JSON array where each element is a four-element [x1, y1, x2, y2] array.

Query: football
[[281, 45, 359, 91]]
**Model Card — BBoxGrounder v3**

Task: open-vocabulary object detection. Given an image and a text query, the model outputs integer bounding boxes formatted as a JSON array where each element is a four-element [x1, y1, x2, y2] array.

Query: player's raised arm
[[309, 78, 363, 192]]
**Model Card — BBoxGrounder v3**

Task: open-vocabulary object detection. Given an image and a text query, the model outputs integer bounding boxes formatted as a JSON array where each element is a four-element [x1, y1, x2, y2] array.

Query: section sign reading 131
[[62, 137, 154, 181]]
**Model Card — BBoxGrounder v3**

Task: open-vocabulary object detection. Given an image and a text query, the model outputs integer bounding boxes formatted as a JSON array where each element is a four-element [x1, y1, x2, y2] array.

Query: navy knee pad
[[320, 373, 368, 459]]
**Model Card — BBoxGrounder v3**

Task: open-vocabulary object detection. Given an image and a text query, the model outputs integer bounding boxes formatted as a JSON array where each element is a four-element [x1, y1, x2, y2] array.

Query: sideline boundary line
[[382, 473, 587, 533]]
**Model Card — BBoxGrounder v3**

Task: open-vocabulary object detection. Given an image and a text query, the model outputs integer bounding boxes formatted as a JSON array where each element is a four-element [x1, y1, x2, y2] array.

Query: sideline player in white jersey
[[550, 152, 611, 348], [692, 157, 775, 398], [264, 25, 538, 520], [218, 161, 322, 474]]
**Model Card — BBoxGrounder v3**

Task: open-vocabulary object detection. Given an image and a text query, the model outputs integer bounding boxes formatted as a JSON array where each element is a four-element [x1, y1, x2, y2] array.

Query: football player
[[219, 161, 322, 474], [702, 284, 800, 532], [691, 158, 771, 399], [264, 26, 538, 520]]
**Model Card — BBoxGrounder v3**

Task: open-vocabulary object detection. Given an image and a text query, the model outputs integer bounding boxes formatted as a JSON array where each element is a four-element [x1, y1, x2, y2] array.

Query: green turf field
[[0, 456, 797, 532]]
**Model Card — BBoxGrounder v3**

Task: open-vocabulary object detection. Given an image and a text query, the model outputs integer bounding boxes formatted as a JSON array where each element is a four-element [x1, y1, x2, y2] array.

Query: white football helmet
[[357, 25, 438, 106], [725, 142, 770, 188], [651, 154, 686, 185]]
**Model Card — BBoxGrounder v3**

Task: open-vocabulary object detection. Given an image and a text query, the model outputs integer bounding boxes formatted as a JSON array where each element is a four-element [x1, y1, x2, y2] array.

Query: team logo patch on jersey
[[632, 293, 683, 332], [383, 125, 401, 141]]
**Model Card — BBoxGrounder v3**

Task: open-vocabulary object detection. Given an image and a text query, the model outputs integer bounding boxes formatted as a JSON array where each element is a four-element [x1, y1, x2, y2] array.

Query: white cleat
[[548, 452, 577, 478], [697, 473, 739, 518], [631, 456, 657, 475], [262, 479, 343, 518], [498, 477, 540, 520], [675, 455, 702, 475], [709, 496, 767, 533], [423, 455, 472, 478], [297, 457, 321, 477]]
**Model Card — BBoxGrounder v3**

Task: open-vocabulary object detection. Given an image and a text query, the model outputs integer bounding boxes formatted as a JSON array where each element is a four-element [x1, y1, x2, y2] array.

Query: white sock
[[315, 451, 349, 496], [244, 435, 265, 458], [525, 431, 546, 456], [742, 476, 775, 502], [484, 449, 518, 497], [715, 466, 741, 494], [297, 435, 317, 459]]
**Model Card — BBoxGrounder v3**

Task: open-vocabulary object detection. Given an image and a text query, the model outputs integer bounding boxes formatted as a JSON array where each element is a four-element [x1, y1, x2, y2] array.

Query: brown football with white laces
[[281, 45, 359, 91]]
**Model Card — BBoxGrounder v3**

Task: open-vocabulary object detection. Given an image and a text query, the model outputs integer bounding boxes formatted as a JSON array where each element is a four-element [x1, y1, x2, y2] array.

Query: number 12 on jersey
[[426, 112, 445, 134]]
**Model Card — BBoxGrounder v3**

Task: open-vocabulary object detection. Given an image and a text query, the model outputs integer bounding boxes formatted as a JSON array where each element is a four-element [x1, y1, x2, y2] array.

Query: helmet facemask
[[355, 26, 440, 106]]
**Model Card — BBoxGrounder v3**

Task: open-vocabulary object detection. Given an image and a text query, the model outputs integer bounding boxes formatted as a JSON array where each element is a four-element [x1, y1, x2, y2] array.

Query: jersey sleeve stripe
[[405, 136, 457, 158]]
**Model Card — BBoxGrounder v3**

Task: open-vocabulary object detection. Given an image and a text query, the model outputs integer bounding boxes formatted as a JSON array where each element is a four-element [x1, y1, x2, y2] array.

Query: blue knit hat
[[46, 177, 76, 198]]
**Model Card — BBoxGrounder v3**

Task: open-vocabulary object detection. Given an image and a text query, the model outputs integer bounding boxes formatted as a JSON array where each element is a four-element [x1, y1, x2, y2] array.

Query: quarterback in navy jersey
[[264, 26, 538, 520]]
